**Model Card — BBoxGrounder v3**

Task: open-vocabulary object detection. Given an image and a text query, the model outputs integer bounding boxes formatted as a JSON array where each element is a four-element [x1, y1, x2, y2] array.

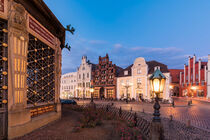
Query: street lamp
[[149, 69, 166, 122], [122, 82, 133, 103], [149, 69, 166, 140], [90, 86, 94, 103]]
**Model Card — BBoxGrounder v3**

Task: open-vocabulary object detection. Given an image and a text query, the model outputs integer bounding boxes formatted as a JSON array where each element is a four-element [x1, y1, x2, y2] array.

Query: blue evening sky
[[44, 0, 210, 74]]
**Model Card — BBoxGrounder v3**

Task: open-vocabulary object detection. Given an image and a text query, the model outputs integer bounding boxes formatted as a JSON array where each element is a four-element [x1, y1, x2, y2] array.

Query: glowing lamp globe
[[149, 69, 166, 94]]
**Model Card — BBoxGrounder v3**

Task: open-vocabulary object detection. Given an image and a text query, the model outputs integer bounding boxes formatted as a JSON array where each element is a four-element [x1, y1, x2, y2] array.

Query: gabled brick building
[[169, 69, 183, 96], [179, 55, 208, 97], [91, 54, 122, 99]]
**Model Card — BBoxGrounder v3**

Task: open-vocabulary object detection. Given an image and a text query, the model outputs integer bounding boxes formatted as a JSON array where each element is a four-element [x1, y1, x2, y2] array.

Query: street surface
[[76, 97, 210, 132]]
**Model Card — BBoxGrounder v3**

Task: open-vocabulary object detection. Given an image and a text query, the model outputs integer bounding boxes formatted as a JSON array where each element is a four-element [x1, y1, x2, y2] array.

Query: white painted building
[[60, 72, 77, 99], [77, 56, 95, 98], [117, 57, 171, 102], [60, 56, 95, 99], [207, 54, 210, 99]]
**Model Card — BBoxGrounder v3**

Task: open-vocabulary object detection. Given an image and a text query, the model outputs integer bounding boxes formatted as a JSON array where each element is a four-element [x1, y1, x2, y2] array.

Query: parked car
[[121, 97, 131, 101], [60, 99, 77, 105]]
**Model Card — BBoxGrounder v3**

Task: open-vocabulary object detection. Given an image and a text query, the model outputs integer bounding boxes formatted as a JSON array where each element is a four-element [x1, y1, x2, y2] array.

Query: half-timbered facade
[[117, 57, 171, 102]]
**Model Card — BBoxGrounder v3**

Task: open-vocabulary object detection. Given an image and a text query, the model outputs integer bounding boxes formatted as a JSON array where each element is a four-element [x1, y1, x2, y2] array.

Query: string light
[[2, 57, 7, 61], [2, 29, 8, 33], [2, 71, 7, 75], [2, 43, 8, 47], [2, 86, 7, 90]]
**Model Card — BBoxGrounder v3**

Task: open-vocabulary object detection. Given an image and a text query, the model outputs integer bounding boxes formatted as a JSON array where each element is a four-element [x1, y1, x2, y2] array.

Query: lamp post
[[149, 69, 166, 140], [122, 82, 133, 104], [90, 86, 94, 103]]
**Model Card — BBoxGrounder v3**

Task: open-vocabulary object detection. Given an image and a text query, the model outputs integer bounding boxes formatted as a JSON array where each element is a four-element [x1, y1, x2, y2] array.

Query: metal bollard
[[134, 112, 137, 127], [186, 119, 191, 127], [172, 101, 175, 107], [169, 115, 173, 121], [130, 107, 132, 112], [106, 105, 109, 112], [119, 107, 122, 117], [188, 101, 191, 106], [142, 108, 144, 113]]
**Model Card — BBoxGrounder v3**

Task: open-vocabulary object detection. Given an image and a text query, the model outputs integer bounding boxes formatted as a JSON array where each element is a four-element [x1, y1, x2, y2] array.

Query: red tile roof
[[169, 69, 184, 83]]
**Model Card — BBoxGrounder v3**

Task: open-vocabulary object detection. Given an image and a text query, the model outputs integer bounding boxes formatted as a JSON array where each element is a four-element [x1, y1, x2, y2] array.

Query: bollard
[[186, 119, 191, 127], [134, 112, 137, 127], [119, 107, 122, 117], [106, 105, 109, 112], [130, 107, 132, 112], [172, 101, 175, 107], [142, 108, 144, 113], [169, 115, 173, 121], [188, 101, 191, 106]]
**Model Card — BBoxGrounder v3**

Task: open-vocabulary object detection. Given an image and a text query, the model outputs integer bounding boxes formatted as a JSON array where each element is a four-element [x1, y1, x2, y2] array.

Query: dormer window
[[124, 70, 128, 75], [154, 66, 160, 71]]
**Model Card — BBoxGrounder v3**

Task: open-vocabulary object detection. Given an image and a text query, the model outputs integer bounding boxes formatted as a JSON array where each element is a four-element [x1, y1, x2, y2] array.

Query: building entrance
[[100, 87, 105, 99]]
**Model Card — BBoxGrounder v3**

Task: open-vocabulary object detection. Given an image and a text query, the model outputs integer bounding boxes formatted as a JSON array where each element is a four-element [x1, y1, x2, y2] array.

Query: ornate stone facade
[[117, 57, 171, 102], [0, 0, 65, 139], [77, 56, 94, 98]]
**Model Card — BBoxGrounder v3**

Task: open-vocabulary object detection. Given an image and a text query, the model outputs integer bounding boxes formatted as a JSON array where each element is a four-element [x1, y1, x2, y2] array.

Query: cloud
[[88, 40, 107, 44], [62, 37, 193, 73], [130, 46, 183, 52], [114, 43, 122, 49], [198, 55, 208, 60]]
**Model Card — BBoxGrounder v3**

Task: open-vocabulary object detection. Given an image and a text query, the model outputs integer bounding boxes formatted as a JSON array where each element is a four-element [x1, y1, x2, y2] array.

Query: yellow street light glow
[[169, 85, 173, 89], [191, 86, 197, 90]]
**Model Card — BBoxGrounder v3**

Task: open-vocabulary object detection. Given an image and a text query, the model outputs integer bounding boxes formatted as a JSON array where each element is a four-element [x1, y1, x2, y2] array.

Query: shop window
[[107, 89, 113, 98]]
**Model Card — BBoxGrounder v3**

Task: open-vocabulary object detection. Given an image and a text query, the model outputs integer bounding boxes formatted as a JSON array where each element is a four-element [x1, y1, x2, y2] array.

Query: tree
[[63, 24, 75, 51]]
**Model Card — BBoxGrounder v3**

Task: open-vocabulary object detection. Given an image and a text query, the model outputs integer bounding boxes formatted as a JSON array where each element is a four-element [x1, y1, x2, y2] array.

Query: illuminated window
[[137, 69, 141, 74]]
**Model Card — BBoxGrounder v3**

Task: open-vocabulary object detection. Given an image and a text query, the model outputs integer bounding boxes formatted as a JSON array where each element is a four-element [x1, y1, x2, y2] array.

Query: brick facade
[[91, 54, 122, 99], [179, 55, 207, 97], [169, 69, 183, 96]]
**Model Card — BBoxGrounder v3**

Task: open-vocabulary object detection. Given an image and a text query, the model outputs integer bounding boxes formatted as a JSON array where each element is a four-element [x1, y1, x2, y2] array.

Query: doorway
[[100, 87, 105, 99]]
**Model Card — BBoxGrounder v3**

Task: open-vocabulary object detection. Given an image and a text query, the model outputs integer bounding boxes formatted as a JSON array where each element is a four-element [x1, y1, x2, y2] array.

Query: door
[[100, 87, 104, 99], [0, 19, 8, 139]]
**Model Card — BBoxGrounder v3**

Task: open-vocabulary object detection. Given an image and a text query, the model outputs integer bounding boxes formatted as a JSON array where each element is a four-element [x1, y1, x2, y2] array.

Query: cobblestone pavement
[[77, 98, 210, 132]]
